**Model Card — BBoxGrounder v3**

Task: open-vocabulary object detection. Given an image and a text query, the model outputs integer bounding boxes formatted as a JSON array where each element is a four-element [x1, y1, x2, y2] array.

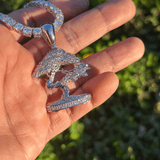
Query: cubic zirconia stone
[[54, 25, 58, 32], [37, 1, 44, 7], [57, 14, 64, 21], [22, 27, 33, 37], [13, 23, 24, 32], [44, 1, 49, 7], [34, 3, 39, 8], [55, 20, 62, 26], [28, 1, 35, 7], [2, 15, 11, 23], [7, 20, 16, 28], [37, 0, 44, 2], [45, 2, 51, 10], [0, 15, 4, 22], [0, 13, 3, 20], [2, 15, 7, 21], [50, 5, 57, 13], [33, 28, 42, 37], [54, 20, 62, 31], [55, 9, 62, 15]]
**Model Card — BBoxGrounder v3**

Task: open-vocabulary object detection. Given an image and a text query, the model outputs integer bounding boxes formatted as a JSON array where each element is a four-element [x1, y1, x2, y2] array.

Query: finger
[[45, 37, 144, 100], [82, 37, 145, 74], [76, 38, 145, 92], [8, 0, 89, 42], [24, 0, 136, 63], [48, 72, 119, 138], [57, 0, 136, 54]]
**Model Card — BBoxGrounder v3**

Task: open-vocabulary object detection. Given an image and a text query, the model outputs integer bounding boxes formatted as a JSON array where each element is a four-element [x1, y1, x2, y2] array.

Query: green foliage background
[[1, 0, 160, 159]]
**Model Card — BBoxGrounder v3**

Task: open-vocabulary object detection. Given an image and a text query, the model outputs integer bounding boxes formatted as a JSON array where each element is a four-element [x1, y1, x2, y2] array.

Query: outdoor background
[[1, 0, 160, 159]]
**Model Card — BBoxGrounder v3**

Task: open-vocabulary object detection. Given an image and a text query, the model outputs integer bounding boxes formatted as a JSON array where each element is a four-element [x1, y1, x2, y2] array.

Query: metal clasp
[[41, 23, 56, 47]]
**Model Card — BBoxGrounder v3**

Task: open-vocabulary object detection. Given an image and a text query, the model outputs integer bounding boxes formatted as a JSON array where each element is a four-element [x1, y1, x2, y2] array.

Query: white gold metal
[[33, 47, 91, 112], [22, 27, 33, 37], [13, 23, 24, 33], [41, 23, 56, 46], [6, 19, 16, 29], [47, 94, 91, 112], [33, 28, 42, 37], [0, 0, 64, 37]]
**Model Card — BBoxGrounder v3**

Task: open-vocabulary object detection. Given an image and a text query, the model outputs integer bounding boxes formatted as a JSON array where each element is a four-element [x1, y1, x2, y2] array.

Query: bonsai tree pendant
[[0, 1, 91, 112], [33, 23, 91, 112]]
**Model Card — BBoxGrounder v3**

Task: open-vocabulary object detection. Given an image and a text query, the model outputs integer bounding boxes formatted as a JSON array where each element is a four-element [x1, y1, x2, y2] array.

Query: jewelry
[[0, 0, 91, 112], [0, 0, 63, 37]]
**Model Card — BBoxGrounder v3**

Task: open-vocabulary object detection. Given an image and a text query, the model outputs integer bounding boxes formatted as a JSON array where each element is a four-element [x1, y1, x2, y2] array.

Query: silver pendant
[[33, 23, 91, 112]]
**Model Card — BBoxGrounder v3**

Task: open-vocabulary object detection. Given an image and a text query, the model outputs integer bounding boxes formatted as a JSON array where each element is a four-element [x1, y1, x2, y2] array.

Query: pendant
[[33, 23, 91, 112]]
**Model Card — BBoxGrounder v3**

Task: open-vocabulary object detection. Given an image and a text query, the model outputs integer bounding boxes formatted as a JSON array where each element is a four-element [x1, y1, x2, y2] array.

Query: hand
[[0, 0, 144, 159]]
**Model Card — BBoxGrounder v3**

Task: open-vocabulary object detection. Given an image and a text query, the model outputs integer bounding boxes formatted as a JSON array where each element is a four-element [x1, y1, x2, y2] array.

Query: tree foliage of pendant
[[33, 47, 91, 111]]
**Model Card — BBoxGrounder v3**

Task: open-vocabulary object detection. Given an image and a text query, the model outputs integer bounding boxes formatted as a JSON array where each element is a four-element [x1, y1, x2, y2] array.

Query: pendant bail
[[41, 23, 56, 47]]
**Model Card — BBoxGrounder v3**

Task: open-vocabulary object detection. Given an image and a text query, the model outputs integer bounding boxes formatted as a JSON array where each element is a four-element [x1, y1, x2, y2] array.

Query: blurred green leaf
[[156, 0, 160, 12], [69, 121, 84, 140]]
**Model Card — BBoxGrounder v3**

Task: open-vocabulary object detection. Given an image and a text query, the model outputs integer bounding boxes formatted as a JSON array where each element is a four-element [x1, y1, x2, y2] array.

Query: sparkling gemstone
[[54, 25, 58, 32], [54, 20, 62, 31], [13, 23, 24, 32], [28, 1, 35, 7], [0, 14, 4, 21], [2, 15, 11, 23], [57, 14, 64, 21], [55, 20, 62, 26], [0, 13, 3, 19], [33, 28, 42, 37], [38, 1, 44, 8], [34, 2, 39, 8], [50, 5, 57, 12], [55, 9, 62, 15], [7, 19, 16, 28], [22, 27, 33, 37], [44, 1, 49, 7], [46, 1, 52, 8]]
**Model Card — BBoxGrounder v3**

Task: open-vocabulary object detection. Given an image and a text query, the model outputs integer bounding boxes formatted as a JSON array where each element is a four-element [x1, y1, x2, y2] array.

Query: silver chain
[[0, 0, 64, 37]]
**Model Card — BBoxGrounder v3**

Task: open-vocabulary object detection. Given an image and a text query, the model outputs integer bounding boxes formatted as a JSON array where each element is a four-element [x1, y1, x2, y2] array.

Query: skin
[[0, 0, 145, 159]]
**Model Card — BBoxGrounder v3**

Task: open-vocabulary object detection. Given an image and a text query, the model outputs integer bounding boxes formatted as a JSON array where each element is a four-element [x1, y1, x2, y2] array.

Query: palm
[[1, 29, 48, 159], [0, 0, 144, 159]]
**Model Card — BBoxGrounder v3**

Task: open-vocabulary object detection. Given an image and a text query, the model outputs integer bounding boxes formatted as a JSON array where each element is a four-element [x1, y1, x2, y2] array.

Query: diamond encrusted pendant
[[33, 23, 91, 112], [0, 0, 92, 112]]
